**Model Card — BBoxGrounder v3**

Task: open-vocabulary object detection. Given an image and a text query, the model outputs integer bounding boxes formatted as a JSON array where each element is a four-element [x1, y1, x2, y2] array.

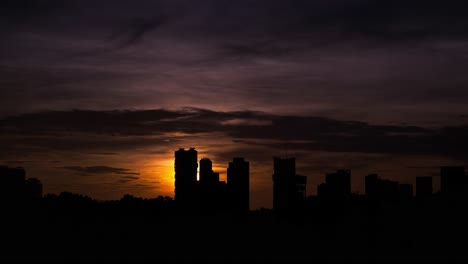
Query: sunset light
[[2, 0, 468, 261]]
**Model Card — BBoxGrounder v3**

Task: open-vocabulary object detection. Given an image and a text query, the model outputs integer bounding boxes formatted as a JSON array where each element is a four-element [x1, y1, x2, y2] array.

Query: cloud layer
[[1, 108, 466, 159], [1, 1, 468, 124]]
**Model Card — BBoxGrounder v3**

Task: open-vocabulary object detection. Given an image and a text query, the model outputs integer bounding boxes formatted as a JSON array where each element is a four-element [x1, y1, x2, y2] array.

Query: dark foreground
[[1, 194, 468, 262]]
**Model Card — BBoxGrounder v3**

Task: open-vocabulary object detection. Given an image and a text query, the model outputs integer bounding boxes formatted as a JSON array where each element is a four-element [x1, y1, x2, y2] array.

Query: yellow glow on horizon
[[139, 157, 175, 197]]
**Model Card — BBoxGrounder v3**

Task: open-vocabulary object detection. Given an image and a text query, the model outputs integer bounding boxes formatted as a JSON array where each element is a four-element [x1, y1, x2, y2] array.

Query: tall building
[[199, 158, 220, 212], [199, 158, 220, 185], [416, 176, 432, 198], [273, 157, 297, 212], [0, 166, 26, 201], [365, 174, 379, 198], [440, 166, 466, 195], [295, 175, 307, 199], [199, 158, 213, 183], [227, 157, 250, 213], [174, 148, 198, 206]]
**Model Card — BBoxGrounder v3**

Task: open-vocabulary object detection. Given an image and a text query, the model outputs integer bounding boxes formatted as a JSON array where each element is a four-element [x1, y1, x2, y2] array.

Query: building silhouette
[[398, 184, 413, 200], [318, 170, 351, 199], [365, 174, 398, 200], [217, 180, 228, 211], [0, 166, 26, 201], [365, 174, 379, 199], [272, 157, 307, 213], [295, 174, 307, 200], [317, 183, 327, 197], [199, 158, 221, 212], [380, 179, 399, 200], [0, 166, 43, 205], [199, 158, 213, 183], [173, 150, 252, 214], [416, 176, 432, 198], [273, 157, 296, 212], [25, 178, 43, 199], [227, 157, 250, 213], [440, 166, 466, 195], [365, 174, 414, 201], [174, 148, 198, 207]]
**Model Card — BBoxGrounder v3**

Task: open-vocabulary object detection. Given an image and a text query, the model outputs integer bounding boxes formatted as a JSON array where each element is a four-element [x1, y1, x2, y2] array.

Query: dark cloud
[[219, 41, 294, 59], [1, 1, 468, 125], [3, 1, 468, 47], [118, 175, 140, 183], [229, 120, 468, 160], [283, 1, 468, 43], [107, 17, 169, 49], [0, 108, 271, 136], [3, 160, 60, 164], [0, 0, 69, 25], [59, 166, 140, 176], [183, 0, 468, 50], [1, 108, 467, 160], [122, 176, 139, 180]]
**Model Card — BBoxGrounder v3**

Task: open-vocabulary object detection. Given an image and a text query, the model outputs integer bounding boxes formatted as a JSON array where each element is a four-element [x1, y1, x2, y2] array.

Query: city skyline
[[1, 0, 468, 210], [3, 150, 467, 210], [1, 139, 467, 209], [2, 1, 468, 261], [2, 158, 468, 261]]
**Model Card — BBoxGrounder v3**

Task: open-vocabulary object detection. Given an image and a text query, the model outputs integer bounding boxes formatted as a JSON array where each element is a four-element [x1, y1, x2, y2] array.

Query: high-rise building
[[199, 158, 220, 212], [200, 158, 220, 185], [0, 166, 26, 201], [365, 174, 379, 198], [273, 157, 297, 212], [227, 157, 250, 213], [416, 176, 432, 198], [295, 175, 307, 199], [174, 148, 198, 205], [199, 158, 213, 183]]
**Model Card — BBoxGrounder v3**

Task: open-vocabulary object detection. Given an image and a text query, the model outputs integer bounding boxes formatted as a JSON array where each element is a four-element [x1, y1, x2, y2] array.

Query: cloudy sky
[[1, 0, 468, 209]]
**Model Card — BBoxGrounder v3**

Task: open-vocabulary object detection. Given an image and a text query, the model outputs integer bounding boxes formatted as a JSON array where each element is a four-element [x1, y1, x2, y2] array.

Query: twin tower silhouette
[[174, 148, 249, 213], [174, 147, 308, 214]]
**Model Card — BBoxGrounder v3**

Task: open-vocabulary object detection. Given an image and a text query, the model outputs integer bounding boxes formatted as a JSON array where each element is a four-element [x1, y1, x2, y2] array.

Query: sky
[[1, 0, 468, 209]]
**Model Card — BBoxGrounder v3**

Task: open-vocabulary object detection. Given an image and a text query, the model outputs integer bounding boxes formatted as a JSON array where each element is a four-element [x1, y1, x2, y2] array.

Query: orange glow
[[133, 156, 175, 198], [153, 158, 176, 196]]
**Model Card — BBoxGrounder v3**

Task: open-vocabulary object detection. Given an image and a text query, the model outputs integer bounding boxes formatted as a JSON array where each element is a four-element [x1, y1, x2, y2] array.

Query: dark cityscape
[[1, 148, 468, 261], [2, 0, 468, 262]]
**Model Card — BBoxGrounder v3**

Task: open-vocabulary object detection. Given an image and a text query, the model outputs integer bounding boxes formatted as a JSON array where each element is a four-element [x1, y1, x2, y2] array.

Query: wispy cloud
[[59, 166, 140, 176]]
